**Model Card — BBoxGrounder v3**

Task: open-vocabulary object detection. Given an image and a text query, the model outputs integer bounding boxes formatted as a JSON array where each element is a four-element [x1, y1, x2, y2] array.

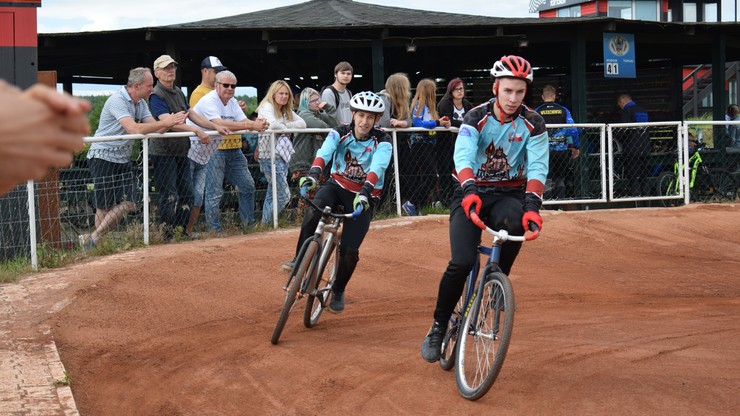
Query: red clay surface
[[18, 204, 740, 414]]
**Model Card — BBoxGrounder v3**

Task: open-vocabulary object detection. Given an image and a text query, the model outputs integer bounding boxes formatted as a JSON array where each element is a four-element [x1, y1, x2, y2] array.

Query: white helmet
[[349, 91, 385, 115]]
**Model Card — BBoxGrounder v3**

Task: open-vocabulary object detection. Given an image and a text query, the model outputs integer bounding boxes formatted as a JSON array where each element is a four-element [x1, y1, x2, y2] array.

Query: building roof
[[161, 0, 527, 31]]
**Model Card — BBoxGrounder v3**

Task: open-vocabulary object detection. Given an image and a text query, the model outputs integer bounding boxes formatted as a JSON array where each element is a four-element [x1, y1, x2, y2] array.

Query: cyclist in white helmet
[[283, 91, 393, 313], [420, 55, 549, 362]]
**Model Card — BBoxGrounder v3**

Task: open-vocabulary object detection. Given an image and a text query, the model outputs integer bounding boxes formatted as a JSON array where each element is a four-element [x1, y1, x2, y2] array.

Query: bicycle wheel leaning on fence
[[270, 188, 361, 345], [657, 148, 738, 207]]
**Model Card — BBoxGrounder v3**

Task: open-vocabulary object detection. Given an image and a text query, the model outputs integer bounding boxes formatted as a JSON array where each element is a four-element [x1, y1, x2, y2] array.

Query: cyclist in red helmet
[[420, 55, 549, 362]]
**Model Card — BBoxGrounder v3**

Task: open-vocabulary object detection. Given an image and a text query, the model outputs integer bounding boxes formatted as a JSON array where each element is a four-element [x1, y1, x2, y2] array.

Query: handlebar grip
[[352, 205, 364, 218]]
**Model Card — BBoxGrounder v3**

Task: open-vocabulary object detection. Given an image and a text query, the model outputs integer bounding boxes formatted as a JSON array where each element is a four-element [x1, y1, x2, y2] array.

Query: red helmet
[[490, 55, 533, 84]]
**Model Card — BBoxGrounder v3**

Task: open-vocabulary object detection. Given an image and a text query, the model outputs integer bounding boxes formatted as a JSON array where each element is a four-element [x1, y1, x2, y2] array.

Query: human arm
[[0, 81, 91, 195], [411, 104, 441, 129], [522, 118, 549, 231]]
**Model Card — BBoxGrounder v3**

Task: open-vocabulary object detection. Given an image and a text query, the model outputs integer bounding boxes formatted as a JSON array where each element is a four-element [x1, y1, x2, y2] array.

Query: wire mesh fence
[[1, 121, 739, 270]]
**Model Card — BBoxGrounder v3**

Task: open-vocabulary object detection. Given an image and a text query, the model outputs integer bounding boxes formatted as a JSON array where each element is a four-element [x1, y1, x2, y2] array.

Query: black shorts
[[88, 158, 137, 210]]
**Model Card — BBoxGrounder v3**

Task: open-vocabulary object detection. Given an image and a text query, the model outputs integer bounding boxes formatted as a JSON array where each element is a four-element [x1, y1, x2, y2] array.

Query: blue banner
[[603, 33, 636, 78]]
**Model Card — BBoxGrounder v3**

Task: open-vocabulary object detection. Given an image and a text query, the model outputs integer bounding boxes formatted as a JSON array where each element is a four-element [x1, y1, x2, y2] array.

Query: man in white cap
[[189, 56, 228, 107], [149, 54, 228, 241]]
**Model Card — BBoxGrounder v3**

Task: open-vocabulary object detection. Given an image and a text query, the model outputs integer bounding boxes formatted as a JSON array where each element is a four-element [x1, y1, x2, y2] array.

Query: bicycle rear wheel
[[304, 238, 339, 328], [440, 277, 469, 371], [657, 171, 680, 207], [271, 240, 318, 345], [707, 169, 738, 203], [455, 271, 515, 400]]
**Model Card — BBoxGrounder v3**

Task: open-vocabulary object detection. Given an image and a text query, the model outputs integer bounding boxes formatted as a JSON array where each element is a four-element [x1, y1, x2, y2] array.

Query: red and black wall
[[1, 1, 40, 88]]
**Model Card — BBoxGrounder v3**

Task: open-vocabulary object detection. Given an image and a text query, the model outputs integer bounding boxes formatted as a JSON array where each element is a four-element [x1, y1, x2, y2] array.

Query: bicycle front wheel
[[657, 171, 680, 207], [271, 240, 318, 345], [304, 239, 339, 328], [455, 271, 515, 401]]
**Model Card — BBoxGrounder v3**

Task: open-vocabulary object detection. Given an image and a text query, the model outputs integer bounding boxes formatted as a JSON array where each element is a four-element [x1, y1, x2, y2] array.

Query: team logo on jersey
[[342, 150, 366, 182], [508, 132, 523, 142], [477, 143, 511, 180]]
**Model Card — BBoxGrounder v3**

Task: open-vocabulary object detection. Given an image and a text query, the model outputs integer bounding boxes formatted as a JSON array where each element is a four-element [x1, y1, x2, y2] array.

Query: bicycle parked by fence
[[437, 210, 539, 400], [657, 145, 738, 207], [270, 188, 362, 345]]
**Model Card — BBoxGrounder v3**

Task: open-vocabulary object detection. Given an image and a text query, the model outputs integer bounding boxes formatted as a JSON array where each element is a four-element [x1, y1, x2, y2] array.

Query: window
[[557, 5, 581, 17], [608, 0, 632, 18], [704, 3, 718, 22], [635, 1, 657, 21], [608, 1, 659, 21], [684, 2, 697, 22]]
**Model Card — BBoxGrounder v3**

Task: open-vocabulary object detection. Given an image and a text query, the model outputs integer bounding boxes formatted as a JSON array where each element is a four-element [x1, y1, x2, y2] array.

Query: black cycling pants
[[433, 187, 524, 325]]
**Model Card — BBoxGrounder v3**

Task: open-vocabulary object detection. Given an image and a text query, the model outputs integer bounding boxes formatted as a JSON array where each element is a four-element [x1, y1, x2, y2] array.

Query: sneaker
[[281, 258, 295, 272], [402, 201, 418, 216], [329, 290, 345, 314], [420, 321, 447, 362]]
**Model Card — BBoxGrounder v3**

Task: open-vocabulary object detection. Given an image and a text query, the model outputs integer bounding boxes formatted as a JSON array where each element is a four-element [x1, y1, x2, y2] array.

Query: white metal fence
[[1, 121, 739, 270]]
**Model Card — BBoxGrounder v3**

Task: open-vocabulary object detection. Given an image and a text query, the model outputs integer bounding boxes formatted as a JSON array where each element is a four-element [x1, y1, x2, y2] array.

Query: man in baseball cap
[[200, 56, 227, 72], [153, 54, 178, 71]]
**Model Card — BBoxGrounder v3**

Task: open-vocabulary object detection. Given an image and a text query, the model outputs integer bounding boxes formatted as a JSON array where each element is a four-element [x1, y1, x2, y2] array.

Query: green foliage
[[235, 95, 259, 116], [0, 257, 31, 284]]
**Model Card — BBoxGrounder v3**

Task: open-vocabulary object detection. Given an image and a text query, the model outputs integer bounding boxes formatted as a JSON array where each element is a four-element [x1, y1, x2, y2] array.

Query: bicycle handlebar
[[300, 185, 363, 219], [469, 211, 539, 242]]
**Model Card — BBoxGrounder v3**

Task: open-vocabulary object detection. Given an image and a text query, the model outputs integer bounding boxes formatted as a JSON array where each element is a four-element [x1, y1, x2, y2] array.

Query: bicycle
[[437, 211, 539, 401], [270, 188, 362, 345], [657, 146, 738, 207]]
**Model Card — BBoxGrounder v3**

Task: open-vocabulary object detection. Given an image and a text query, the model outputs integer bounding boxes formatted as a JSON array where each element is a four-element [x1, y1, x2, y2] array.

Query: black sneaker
[[420, 321, 447, 362], [329, 291, 345, 314], [281, 258, 295, 272]]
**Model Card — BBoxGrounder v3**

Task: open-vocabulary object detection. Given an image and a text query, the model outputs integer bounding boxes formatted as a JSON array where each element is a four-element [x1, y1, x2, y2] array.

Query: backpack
[[321, 85, 352, 108]]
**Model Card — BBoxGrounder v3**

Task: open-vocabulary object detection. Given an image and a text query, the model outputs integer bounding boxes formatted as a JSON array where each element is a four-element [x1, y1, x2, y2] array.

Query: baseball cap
[[153, 55, 178, 70], [201, 56, 227, 71]]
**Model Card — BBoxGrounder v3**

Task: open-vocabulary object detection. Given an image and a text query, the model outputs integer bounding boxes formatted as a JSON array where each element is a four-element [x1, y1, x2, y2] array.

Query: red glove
[[461, 194, 482, 219], [522, 211, 543, 232]]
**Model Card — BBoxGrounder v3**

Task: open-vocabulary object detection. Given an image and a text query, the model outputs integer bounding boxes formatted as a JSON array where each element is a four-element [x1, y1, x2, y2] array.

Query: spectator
[[0, 80, 90, 196], [284, 91, 392, 313], [437, 78, 474, 205], [185, 55, 229, 235], [189, 56, 227, 106], [376, 73, 412, 208], [617, 92, 651, 197], [403, 78, 451, 216], [535, 84, 579, 202], [148, 54, 227, 241], [420, 55, 548, 362], [377, 72, 412, 129], [187, 70, 268, 236], [290, 87, 338, 184], [321, 61, 353, 125], [81, 67, 187, 249], [257, 80, 307, 224], [727, 104, 740, 147]]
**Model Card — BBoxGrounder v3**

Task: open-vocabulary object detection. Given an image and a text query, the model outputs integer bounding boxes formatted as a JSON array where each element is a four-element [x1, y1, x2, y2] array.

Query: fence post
[[143, 137, 150, 245], [26, 180, 38, 271], [392, 131, 402, 217], [270, 132, 278, 228]]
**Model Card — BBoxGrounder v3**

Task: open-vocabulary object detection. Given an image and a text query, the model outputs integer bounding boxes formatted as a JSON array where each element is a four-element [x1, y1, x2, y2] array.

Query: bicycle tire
[[707, 168, 738, 203], [304, 239, 339, 328], [271, 240, 318, 345], [455, 271, 515, 401], [657, 171, 680, 207], [440, 277, 469, 371]]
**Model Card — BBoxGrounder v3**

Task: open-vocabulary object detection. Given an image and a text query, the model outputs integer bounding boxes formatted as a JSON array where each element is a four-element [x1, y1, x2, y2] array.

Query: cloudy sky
[[37, 0, 537, 33]]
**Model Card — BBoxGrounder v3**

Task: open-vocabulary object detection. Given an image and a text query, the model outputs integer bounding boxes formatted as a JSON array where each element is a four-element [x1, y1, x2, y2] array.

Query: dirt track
[[9, 204, 740, 415]]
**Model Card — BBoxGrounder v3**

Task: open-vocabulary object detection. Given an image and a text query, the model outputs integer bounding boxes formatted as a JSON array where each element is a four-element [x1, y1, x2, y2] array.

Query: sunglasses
[[218, 82, 236, 89]]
